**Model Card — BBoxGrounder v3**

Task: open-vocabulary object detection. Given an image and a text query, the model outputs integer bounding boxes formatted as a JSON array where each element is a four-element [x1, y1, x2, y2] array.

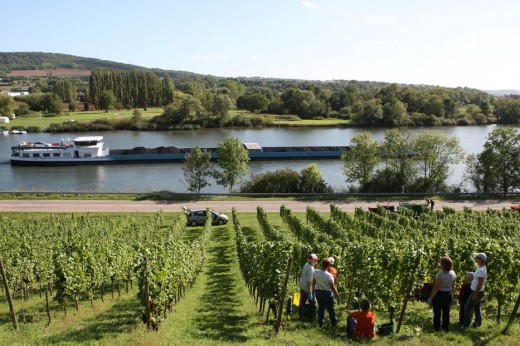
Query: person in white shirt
[[462, 252, 487, 328], [298, 253, 318, 318], [312, 258, 340, 327]]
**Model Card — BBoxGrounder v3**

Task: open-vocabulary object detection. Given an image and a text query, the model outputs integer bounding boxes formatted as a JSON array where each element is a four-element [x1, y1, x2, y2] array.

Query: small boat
[[10, 130, 27, 134], [0, 130, 9, 136]]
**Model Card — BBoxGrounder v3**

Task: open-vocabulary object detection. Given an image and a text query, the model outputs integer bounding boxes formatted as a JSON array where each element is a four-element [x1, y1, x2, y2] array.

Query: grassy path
[[123, 224, 268, 345]]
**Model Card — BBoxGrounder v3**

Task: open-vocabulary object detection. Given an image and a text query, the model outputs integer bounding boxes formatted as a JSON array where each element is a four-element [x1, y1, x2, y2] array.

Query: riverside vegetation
[[2, 52, 520, 132], [0, 207, 518, 345]]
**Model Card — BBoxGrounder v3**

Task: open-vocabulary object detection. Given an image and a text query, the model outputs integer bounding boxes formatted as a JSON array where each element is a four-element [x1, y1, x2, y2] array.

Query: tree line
[[342, 127, 520, 194], [5, 67, 520, 129], [189, 128, 520, 195], [96, 71, 520, 128]]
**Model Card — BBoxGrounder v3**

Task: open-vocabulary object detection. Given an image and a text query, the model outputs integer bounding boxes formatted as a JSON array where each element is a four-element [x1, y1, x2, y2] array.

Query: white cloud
[[364, 14, 396, 24], [247, 54, 260, 60], [213, 37, 225, 43], [302, 1, 318, 9]]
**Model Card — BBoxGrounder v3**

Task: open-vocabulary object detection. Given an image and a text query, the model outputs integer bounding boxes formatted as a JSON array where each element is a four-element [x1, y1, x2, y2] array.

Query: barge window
[[23, 153, 30, 158], [43, 153, 51, 157], [53, 153, 60, 157], [84, 153, 92, 158], [33, 153, 40, 158], [63, 153, 71, 157]]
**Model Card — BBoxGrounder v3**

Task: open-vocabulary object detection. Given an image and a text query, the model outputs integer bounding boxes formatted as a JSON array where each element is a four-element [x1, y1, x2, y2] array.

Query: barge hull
[[11, 149, 347, 166]]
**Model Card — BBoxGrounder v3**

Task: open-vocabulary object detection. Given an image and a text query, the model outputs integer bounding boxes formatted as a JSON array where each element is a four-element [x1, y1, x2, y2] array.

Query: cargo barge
[[10, 136, 349, 166]]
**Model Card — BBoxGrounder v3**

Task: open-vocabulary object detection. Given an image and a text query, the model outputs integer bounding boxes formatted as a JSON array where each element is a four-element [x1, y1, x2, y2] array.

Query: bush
[[240, 165, 333, 193], [251, 114, 273, 126], [241, 169, 300, 193], [14, 105, 32, 117], [46, 120, 114, 132], [456, 117, 472, 126], [25, 126, 41, 133], [275, 114, 301, 121]]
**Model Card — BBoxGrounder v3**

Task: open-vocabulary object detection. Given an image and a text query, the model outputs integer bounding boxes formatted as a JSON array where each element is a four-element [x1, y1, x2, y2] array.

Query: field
[[3, 108, 350, 131], [4, 108, 163, 131], [0, 208, 518, 345], [7, 69, 92, 77]]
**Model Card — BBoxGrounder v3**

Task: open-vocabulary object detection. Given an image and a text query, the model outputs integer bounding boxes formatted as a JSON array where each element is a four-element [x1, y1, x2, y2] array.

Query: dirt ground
[[0, 199, 518, 213]]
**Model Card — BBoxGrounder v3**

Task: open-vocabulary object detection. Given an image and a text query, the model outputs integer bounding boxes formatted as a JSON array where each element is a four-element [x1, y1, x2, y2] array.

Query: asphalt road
[[0, 199, 517, 213]]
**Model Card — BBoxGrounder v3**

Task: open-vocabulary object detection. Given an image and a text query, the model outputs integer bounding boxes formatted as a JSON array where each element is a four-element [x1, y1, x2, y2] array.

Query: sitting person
[[348, 299, 376, 338], [458, 271, 473, 326]]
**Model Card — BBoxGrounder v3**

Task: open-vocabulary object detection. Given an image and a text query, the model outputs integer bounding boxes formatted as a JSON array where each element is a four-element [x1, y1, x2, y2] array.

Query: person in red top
[[326, 256, 337, 284], [349, 299, 376, 338], [458, 272, 473, 326]]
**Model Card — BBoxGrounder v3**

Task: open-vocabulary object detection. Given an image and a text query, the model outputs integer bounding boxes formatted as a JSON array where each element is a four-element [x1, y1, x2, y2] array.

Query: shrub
[[14, 105, 32, 117], [275, 114, 301, 121], [25, 126, 41, 133], [241, 169, 300, 193]]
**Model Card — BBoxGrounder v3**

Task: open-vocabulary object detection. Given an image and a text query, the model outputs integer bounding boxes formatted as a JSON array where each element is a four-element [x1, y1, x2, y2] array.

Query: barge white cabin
[[11, 136, 110, 165]]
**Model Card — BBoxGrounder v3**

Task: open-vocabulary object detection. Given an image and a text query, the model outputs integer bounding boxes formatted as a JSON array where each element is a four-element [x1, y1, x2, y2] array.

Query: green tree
[[494, 98, 520, 124], [43, 93, 63, 114], [237, 93, 269, 112], [411, 131, 464, 192], [299, 163, 333, 193], [352, 99, 384, 125], [280, 88, 316, 118], [131, 109, 142, 124], [469, 127, 520, 194], [0, 94, 15, 117], [213, 136, 250, 192], [68, 101, 77, 112], [53, 79, 77, 103], [161, 75, 175, 106], [383, 100, 411, 126], [342, 132, 380, 192], [381, 129, 416, 192], [183, 146, 212, 194], [210, 93, 234, 120], [98, 90, 115, 113], [223, 79, 246, 100]]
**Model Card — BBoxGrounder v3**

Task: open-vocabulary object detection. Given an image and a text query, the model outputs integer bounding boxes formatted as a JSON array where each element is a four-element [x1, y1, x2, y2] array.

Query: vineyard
[[0, 207, 519, 345], [0, 212, 211, 333]]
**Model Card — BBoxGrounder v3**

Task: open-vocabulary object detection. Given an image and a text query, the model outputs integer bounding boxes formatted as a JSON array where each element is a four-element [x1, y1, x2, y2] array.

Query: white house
[[0, 117, 10, 123]]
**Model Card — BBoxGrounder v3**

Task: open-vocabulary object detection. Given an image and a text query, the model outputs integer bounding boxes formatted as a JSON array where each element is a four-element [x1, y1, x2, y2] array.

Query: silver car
[[183, 207, 229, 226]]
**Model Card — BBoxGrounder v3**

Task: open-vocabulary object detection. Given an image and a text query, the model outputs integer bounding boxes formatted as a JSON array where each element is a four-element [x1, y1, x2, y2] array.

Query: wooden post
[[144, 256, 151, 330], [396, 256, 421, 333], [0, 258, 19, 331], [275, 256, 293, 333], [502, 293, 520, 334], [45, 289, 51, 326]]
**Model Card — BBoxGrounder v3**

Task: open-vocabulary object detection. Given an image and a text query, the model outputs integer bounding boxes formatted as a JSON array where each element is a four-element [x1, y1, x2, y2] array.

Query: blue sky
[[3, 0, 520, 90]]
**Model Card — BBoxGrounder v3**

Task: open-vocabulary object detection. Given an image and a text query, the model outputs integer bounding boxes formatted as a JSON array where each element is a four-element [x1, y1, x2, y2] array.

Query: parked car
[[183, 207, 229, 226]]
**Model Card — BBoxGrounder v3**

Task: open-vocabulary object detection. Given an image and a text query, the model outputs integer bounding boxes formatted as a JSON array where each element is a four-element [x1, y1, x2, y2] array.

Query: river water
[[0, 125, 510, 193]]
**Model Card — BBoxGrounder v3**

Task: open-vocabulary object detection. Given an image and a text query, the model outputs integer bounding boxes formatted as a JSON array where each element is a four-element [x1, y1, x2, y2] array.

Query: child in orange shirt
[[349, 299, 376, 338]]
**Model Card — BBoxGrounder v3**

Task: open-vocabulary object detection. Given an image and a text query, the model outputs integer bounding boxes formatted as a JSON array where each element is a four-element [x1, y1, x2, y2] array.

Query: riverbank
[[2, 108, 351, 132]]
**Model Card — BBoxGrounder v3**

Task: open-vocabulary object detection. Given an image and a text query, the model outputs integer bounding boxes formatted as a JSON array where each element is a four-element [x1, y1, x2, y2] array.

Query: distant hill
[[0, 52, 203, 79], [485, 89, 520, 97]]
